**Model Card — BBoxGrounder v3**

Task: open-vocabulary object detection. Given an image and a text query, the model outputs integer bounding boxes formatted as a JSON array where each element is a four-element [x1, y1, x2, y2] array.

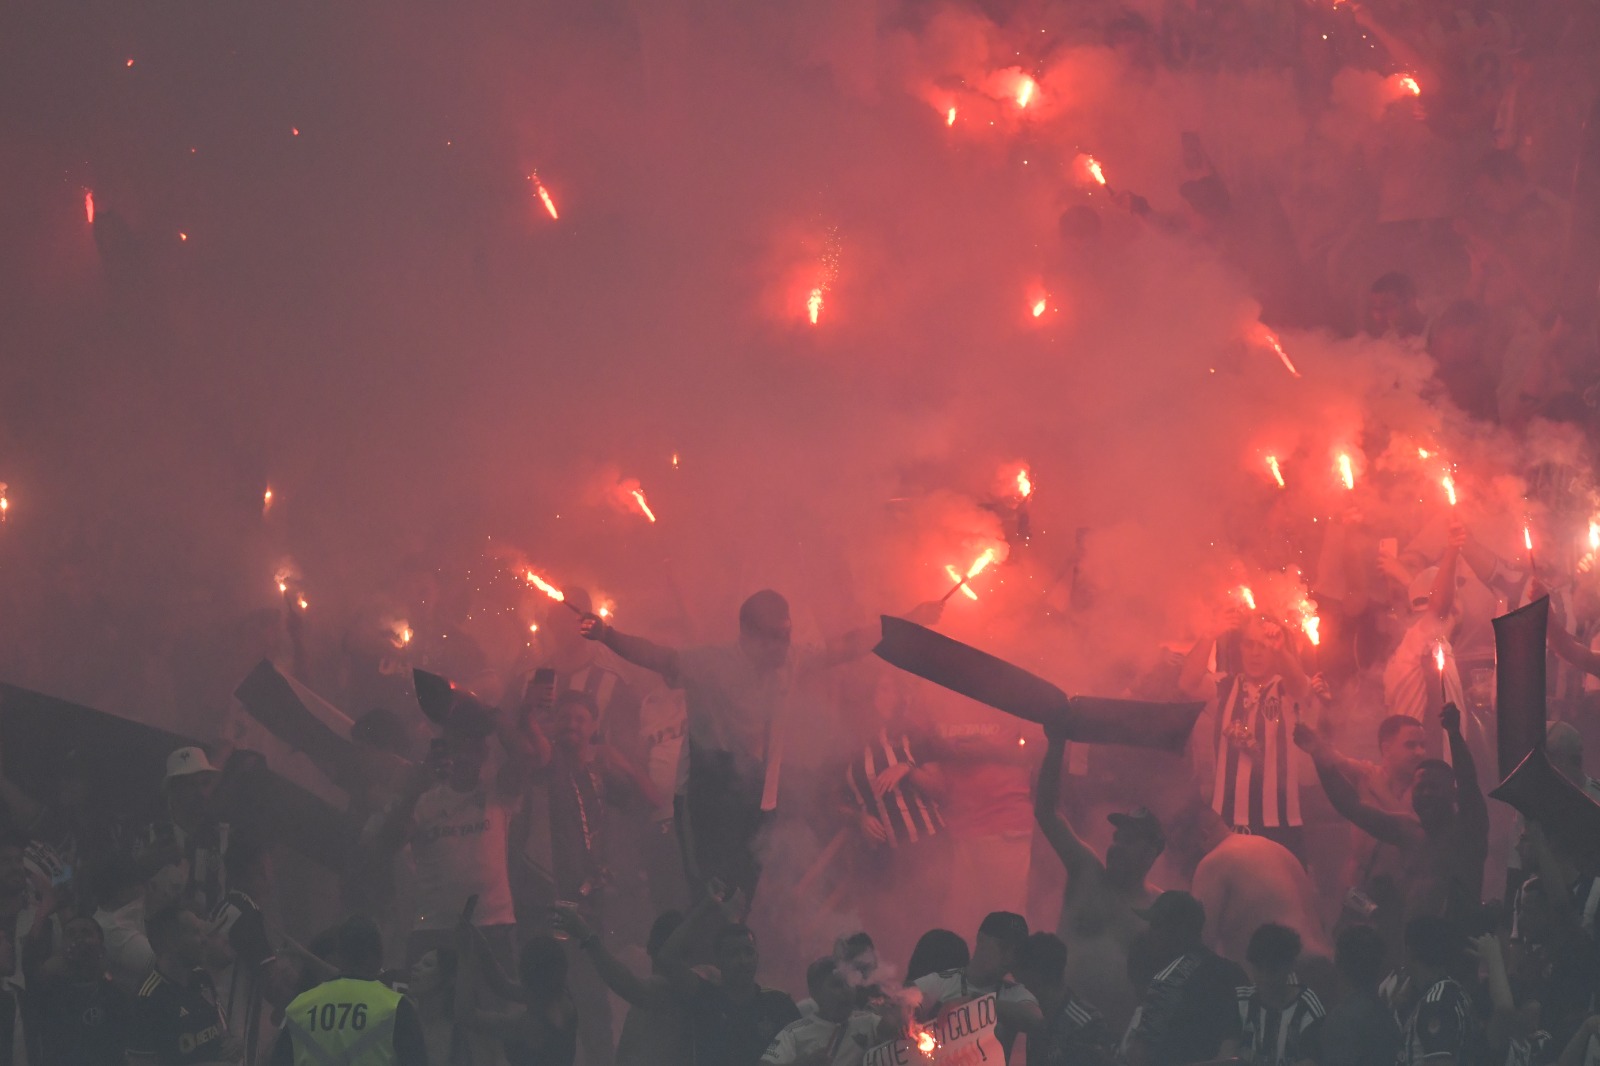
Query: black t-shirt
[[685, 979, 799, 1066], [128, 967, 231, 1064], [1132, 949, 1248, 1066], [1032, 992, 1112, 1066], [32, 974, 133, 1066]]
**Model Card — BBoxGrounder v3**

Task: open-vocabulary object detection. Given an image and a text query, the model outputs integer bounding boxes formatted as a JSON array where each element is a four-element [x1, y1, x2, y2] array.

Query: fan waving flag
[[873, 616, 1204, 753]]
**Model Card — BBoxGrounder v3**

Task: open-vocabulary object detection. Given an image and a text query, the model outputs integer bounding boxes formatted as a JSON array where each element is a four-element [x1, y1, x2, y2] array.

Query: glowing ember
[[274, 567, 292, 595], [914, 1029, 938, 1056], [1260, 328, 1301, 378], [1266, 455, 1285, 488], [944, 565, 979, 601], [291, 127, 300, 136], [946, 107, 957, 127], [125, 58, 134, 68], [1434, 641, 1446, 674], [529, 622, 539, 634], [1239, 586, 1257, 611], [1418, 448, 1432, 459], [1016, 468, 1033, 498], [1015, 76, 1036, 108], [1441, 475, 1457, 507], [671, 452, 680, 469], [1085, 157, 1106, 186], [262, 486, 274, 516], [530, 175, 560, 220], [1031, 298, 1047, 318], [1337, 453, 1355, 491], [807, 287, 824, 325], [631, 488, 657, 523], [597, 605, 612, 619], [84, 191, 95, 224], [524, 570, 566, 602], [1398, 75, 1421, 96], [178, 232, 188, 242], [389, 621, 414, 648]]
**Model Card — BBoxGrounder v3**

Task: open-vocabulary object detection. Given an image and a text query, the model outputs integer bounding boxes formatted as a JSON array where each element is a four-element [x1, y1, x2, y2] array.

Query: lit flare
[[530, 174, 560, 220], [263, 486, 274, 516], [1434, 641, 1446, 674], [1015, 75, 1036, 108], [1441, 475, 1457, 507], [946, 107, 957, 127], [1266, 455, 1285, 488], [944, 565, 979, 601], [631, 488, 657, 523], [1031, 298, 1047, 318], [1398, 74, 1421, 96], [807, 287, 823, 326], [1259, 328, 1302, 378], [84, 191, 95, 224], [1337, 453, 1355, 491], [1239, 586, 1257, 611], [1016, 468, 1033, 498]]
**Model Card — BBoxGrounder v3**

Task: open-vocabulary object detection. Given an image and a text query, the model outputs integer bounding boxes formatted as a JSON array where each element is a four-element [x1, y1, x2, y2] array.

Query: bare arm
[[658, 890, 729, 1000], [1034, 731, 1105, 885], [1179, 634, 1220, 699], [1298, 726, 1410, 846], [591, 623, 680, 680], [371, 765, 432, 856], [1558, 1016, 1600, 1066], [1428, 525, 1465, 620], [821, 602, 943, 668], [553, 908, 673, 1009]]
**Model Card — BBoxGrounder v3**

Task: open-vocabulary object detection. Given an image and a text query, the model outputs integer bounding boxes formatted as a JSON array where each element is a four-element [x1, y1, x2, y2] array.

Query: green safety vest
[[283, 977, 403, 1066]]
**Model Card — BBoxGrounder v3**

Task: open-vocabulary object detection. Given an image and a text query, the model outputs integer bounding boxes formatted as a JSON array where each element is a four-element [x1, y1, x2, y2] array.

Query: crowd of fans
[[1, 0, 1599, 1063]]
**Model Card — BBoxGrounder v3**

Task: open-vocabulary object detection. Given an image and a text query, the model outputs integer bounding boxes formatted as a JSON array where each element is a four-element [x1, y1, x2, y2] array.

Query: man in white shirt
[[913, 911, 1043, 1040], [92, 855, 154, 997], [762, 958, 886, 1066]]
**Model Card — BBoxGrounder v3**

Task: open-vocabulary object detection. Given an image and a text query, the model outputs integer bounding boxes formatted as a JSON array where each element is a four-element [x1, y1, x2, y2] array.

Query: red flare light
[[1031, 298, 1047, 318], [1524, 527, 1534, 552], [1441, 475, 1457, 507], [524, 570, 566, 603], [530, 175, 560, 220], [1398, 74, 1421, 96], [1239, 586, 1257, 611], [1590, 521, 1598, 553], [1015, 76, 1036, 108], [1434, 641, 1446, 674], [1266, 456, 1285, 488], [944, 565, 979, 601], [807, 287, 824, 325], [296, 594, 309, 612], [914, 1028, 938, 1056], [263, 486, 274, 516], [1337, 453, 1355, 491], [84, 191, 95, 224], [1259, 328, 1302, 378], [1073, 154, 1107, 188], [0, 484, 9, 523], [946, 107, 957, 127], [631, 488, 657, 523], [1016, 468, 1033, 498], [178, 232, 188, 242]]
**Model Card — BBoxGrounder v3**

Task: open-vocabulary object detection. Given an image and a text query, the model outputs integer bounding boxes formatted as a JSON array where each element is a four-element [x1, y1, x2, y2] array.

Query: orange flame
[[1590, 521, 1598, 553], [296, 594, 309, 611], [1303, 614, 1321, 646], [1016, 468, 1033, 498], [914, 1028, 938, 1056], [1337, 453, 1355, 491], [389, 621, 413, 648], [671, 452, 680, 469], [1015, 76, 1036, 108], [946, 107, 957, 127], [631, 488, 657, 523], [1441, 475, 1457, 507], [524, 570, 566, 603], [1031, 298, 1047, 318], [0, 483, 9, 523], [944, 565, 979, 600], [84, 191, 95, 224], [1418, 447, 1432, 459], [1074, 154, 1107, 187], [1434, 641, 1446, 674], [807, 287, 824, 325], [262, 486, 274, 516], [1524, 527, 1534, 552], [965, 548, 998, 580], [1239, 586, 1257, 611], [1398, 74, 1421, 96], [531, 175, 560, 220], [178, 232, 188, 242], [1266, 455, 1285, 488]]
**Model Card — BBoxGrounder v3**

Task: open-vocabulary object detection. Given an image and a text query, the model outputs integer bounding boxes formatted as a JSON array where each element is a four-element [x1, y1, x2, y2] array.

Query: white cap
[[164, 746, 219, 784]]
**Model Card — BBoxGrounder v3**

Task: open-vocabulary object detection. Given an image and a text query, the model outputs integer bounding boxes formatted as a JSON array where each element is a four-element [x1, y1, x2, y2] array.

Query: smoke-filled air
[[3, 1, 1600, 1064]]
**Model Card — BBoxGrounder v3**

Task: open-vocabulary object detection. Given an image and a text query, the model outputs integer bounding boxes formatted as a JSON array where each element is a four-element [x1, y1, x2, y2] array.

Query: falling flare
[[807, 287, 824, 326], [631, 488, 657, 523], [296, 594, 309, 612], [1259, 328, 1302, 378], [1441, 475, 1457, 507], [1337, 453, 1355, 491], [1016, 468, 1033, 498], [946, 107, 957, 127], [291, 127, 300, 136], [1266, 456, 1285, 488], [84, 191, 95, 224], [178, 232, 188, 242], [1015, 76, 1036, 108], [530, 174, 560, 220]]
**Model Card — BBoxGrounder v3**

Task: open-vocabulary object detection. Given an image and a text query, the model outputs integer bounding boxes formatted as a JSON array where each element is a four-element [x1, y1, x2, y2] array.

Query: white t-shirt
[[638, 686, 687, 819], [95, 898, 153, 997], [1383, 614, 1464, 722], [912, 970, 1037, 1015], [760, 1011, 881, 1066], [409, 782, 516, 929]]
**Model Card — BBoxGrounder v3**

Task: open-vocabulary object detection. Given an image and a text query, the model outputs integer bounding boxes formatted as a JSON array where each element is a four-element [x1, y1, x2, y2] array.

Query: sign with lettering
[[864, 994, 999, 1066]]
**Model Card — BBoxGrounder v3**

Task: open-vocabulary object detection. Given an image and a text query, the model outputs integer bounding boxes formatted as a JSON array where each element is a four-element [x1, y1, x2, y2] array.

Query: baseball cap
[[1135, 890, 1206, 936], [1107, 807, 1165, 845], [164, 746, 219, 784]]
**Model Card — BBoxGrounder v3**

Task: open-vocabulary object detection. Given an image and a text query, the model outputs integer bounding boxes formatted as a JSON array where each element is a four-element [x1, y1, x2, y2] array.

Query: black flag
[[1490, 745, 1600, 864], [873, 616, 1204, 754], [1494, 597, 1548, 779]]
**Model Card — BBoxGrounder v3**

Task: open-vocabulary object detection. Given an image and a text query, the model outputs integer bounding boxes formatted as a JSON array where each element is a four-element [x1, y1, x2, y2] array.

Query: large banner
[[865, 994, 1000, 1066]]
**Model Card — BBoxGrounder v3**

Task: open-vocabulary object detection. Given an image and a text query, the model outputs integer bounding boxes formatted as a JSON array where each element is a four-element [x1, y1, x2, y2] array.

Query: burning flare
[[1074, 154, 1108, 187], [1258, 328, 1302, 378], [0, 483, 8, 523], [1398, 74, 1421, 96], [631, 488, 657, 523], [1031, 298, 1047, 318], [912, 1027, 938, 1056], [1337, 453, 1355, 491], [1434, 641, 1447, 674], [1265, 455, 1285, 489], [1441, 475, 1457, 507], [806, 287, 824, 326], [944, 565, 979, 601], [530, 174, 560, 220], [84, 191, 95, 224], [524, 570, 566, 603], [1524, 527, 1534, 551], [1589, 521, 1598, 553], [946, 107, 956, 127], [1015, 75, 1036, 108], [1016, 468, 1033, 498], [1239, 586, 1257, 611], [262, 486, 274, 516]]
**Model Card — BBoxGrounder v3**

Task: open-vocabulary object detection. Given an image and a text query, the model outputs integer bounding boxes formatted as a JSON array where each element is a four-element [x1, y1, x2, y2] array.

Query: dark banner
[[1491, 745, 1600, 863], [1494, 597, 1548, 779], [874, 616, 1204, 754]]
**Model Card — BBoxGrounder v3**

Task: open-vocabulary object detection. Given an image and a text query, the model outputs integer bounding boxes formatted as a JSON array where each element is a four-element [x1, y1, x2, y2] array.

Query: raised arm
[[1442, 705, 1487, 841], [1428, 522, 1466, 620], [1034, 727, 1105, 885], [553, 908, 674, 1010], [583, 617, 680, 679], [1296, 724, 1410, 846], [370, 764, 433, 857], [821, 602, 945, 668]]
